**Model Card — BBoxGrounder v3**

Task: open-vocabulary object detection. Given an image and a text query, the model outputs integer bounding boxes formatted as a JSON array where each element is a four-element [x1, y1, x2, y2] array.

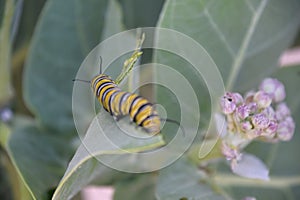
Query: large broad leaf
[[214, 65, 300, 199], [0, 0, 14, 105], [7, 120, 74, 200], [155, 0, 300, 130], [157, 0, 300, 92], [23, 0, 109, 132], [13, 0, 47, 51], [52, 112, 165, 200], [118, 0, 165, 29], [156, 157, 225, 200]]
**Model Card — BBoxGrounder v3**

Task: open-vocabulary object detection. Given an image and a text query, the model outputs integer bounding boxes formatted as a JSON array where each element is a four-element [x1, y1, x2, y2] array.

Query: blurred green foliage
[[0, 0, 300, 199]]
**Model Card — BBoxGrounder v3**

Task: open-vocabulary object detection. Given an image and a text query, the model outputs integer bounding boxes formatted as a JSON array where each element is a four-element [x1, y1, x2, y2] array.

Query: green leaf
[[0, 150, 13, 200], [114, 173, 157, 200], [23, 0, 109, 132], [1, 125, 34, 200], [13, 0, 47, 51], [0, 0, 14, 105], [156, 157, 225, 200], [273, 65, 300, 113], [118, 0, 165, 29], [52, 112, 165, 200], [7, 120, 73, 200], [157, 0, 300, 92], [101, 0, 124, 40], [0, 122, 10, 147]]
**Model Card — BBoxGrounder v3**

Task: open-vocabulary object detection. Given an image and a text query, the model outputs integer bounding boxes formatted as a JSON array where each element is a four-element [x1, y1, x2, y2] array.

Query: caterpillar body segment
[[91, 74, 161, 134]]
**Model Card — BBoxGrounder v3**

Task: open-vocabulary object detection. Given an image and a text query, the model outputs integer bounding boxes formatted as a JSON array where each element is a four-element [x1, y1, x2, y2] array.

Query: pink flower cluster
[[220, 78, 295, 142], [219, 78, 295, 180]]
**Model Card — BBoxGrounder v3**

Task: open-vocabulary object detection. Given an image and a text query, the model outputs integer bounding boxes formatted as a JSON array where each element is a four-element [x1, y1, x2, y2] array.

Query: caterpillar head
[[142, 115, 161, 135]]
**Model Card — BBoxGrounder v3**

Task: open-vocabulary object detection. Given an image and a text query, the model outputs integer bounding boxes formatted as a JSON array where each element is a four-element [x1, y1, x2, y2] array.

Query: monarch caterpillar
[[74, 35, 184, 135]]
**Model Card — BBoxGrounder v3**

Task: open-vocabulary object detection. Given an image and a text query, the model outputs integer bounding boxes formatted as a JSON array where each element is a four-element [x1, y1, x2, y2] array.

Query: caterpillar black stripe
[[91, 74, 161, 134]]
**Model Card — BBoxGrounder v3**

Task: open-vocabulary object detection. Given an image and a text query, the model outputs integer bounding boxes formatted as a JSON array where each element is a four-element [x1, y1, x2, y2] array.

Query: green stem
[[215, 173, 300, 188]]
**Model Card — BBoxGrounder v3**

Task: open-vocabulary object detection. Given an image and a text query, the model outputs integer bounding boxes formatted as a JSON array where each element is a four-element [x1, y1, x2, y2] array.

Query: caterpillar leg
[[113, 115, 125, 121]]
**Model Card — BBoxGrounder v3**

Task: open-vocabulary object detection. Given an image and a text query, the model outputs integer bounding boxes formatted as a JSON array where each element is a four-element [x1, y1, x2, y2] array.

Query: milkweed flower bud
[[277, 116, 295, 141], [276, 102, 291, 121], [260, 120, 278, 140], [252, 113, 270, 129], [246, 128, 262, 139], [247, 102, 258, 113], [254, 91, 272, 109], [244, 90, 255, 103], [241, 121, 253, 131], [263, 107, 276, 121], [220, 92, 242, 114], [221, 142, 242, 161], [259, 78, 286, 102], [236, 104, 250, 120], [265, 120, 278, 135], [232, 92, 244, 105]]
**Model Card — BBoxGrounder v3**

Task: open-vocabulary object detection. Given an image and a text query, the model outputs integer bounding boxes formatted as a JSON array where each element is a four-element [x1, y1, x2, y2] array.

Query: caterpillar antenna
[[72, 79, 90, 83], [99, 56, 103, 74]]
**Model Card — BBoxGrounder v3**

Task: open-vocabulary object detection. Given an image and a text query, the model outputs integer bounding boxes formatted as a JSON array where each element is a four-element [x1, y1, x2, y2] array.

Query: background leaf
[[0, 0, 14, 105], [118, 0, 165, 29], [11, 0, 47, 115], [156, 0, 300, 128], [7, 119, 73, 200], [156, 157, 225, 200], [12, 0, 47, 51], [158, 0, 300, 92], [23, 0, 109, 132], [113, 173, 157, 200]]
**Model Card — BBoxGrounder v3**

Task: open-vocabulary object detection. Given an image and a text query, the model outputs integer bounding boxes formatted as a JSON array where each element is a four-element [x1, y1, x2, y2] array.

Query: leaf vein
[[226, 0, 269, 90], [203, 8, 235, 58]]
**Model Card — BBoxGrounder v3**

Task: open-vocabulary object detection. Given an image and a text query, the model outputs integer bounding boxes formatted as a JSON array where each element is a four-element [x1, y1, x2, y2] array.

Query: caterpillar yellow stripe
[[91, 74, 161, 134]]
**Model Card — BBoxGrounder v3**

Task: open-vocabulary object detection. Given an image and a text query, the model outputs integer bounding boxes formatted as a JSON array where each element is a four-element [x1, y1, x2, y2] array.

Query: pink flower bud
[[247, 102, 258, 113], [220, 92, 243, 114], [277, 116, 295, 141], [263, 107, 276, 121], [264, 120, 278, 136], [259, 78, 286, 102], [246, 128, 262, 139], [232, 92, 244, 105], [236, 104, 250, 119], [254, 91, 272, 109], [252, 113, 270, 129], [276, 102, 291, 121], [221, 142, 241, 161], [241, 121, 253, 131], [244, 90, 255, 104]]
